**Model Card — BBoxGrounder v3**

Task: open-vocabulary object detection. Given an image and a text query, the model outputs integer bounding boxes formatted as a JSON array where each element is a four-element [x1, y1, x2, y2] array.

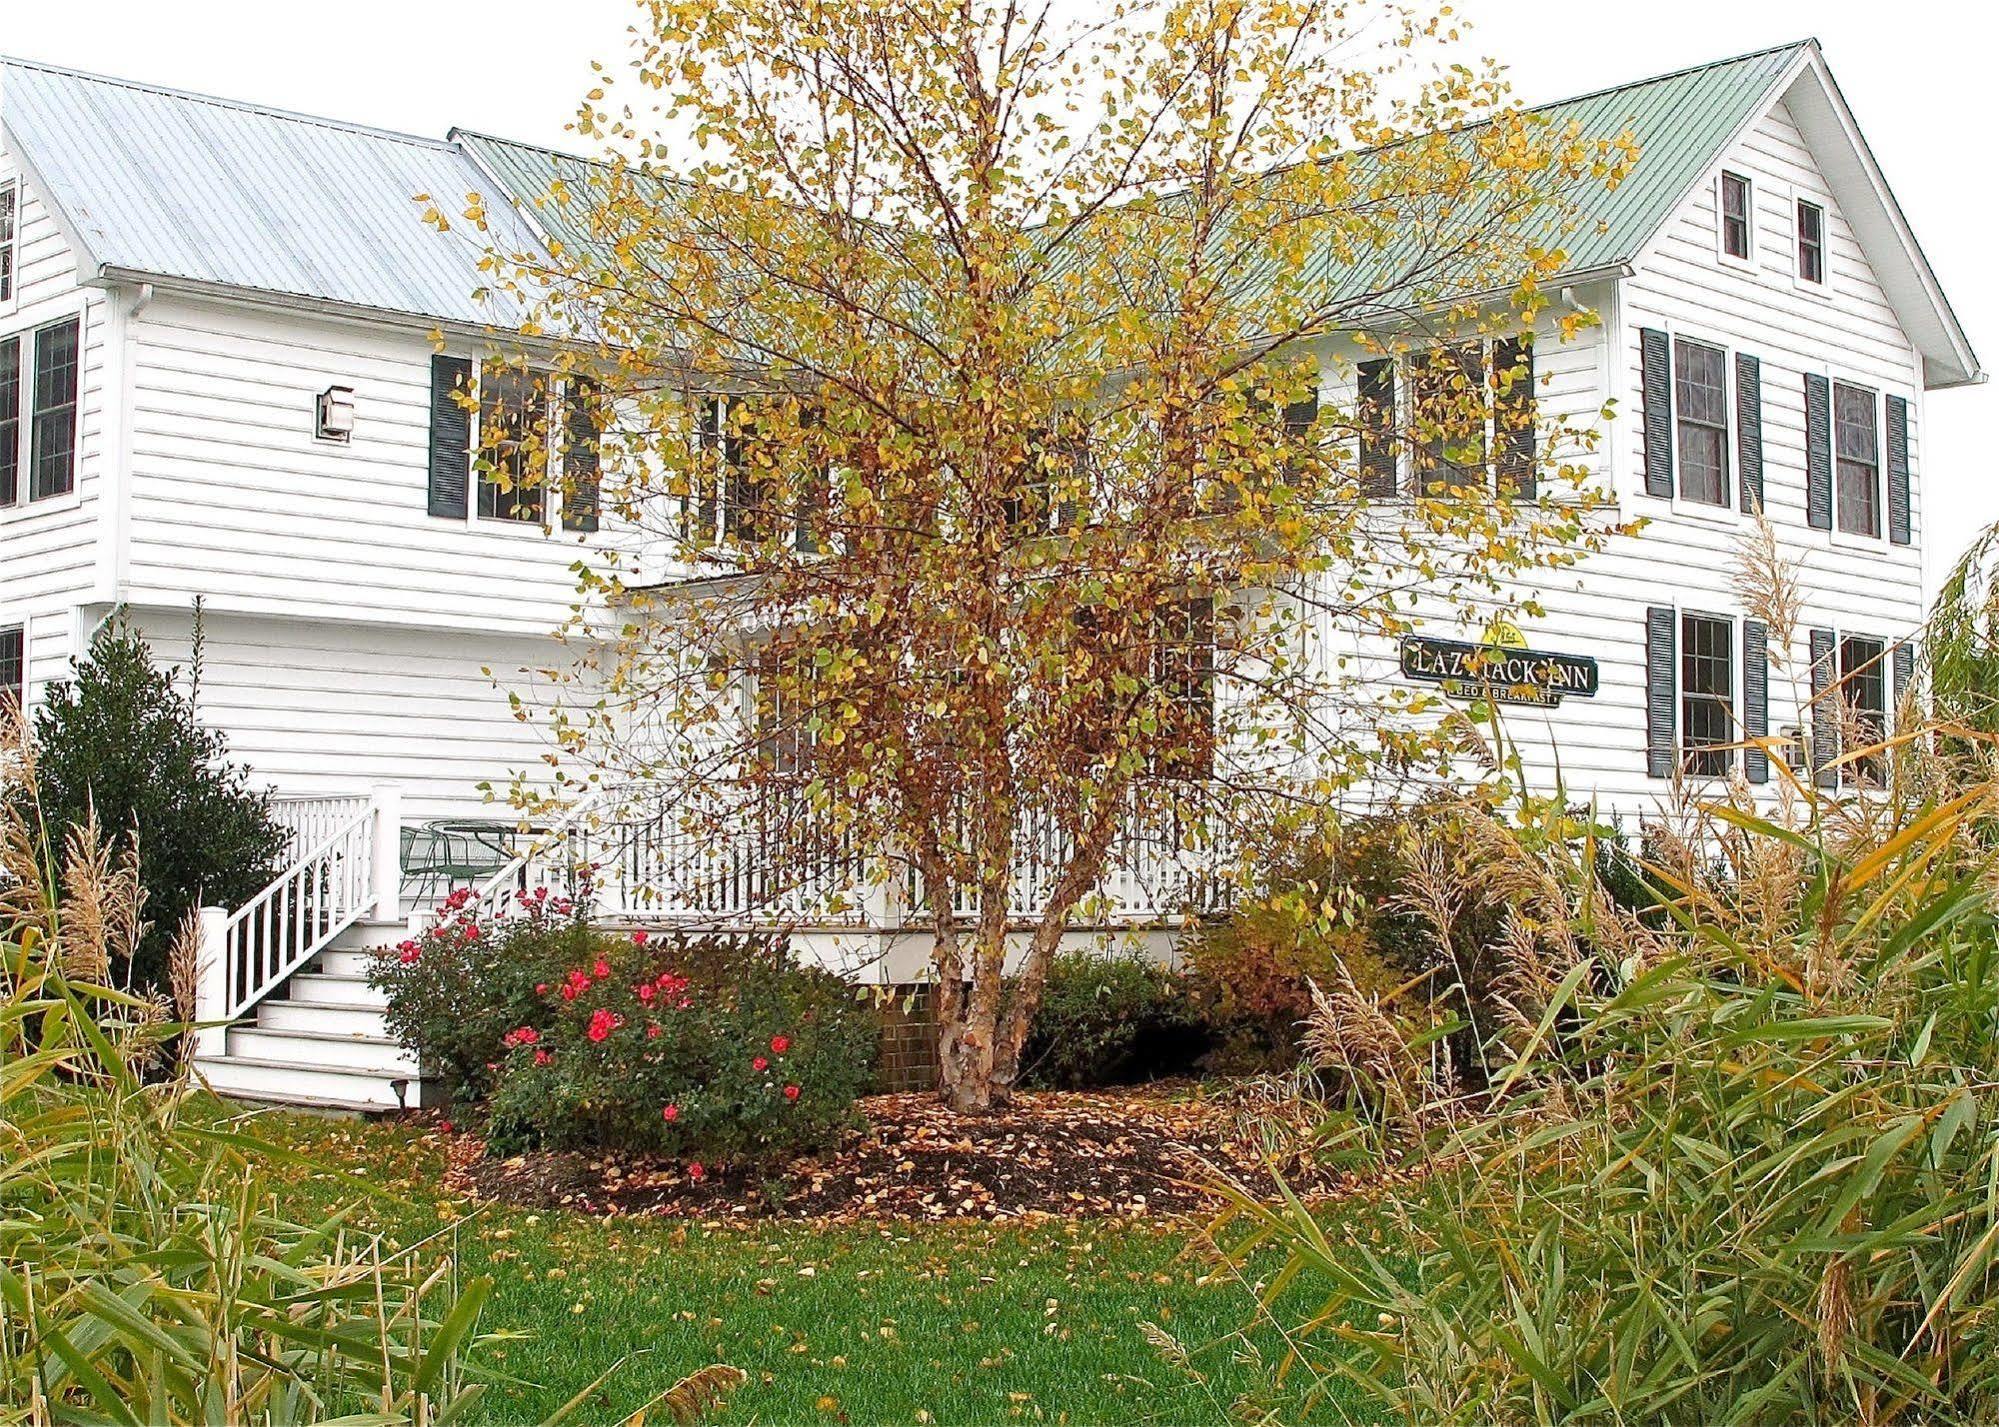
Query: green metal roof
[[459, 42, 1808, 302]]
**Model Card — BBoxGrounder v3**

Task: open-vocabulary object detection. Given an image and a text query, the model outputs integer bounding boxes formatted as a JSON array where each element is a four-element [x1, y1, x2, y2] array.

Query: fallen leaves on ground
[[443, 1084, 1393, 1222]]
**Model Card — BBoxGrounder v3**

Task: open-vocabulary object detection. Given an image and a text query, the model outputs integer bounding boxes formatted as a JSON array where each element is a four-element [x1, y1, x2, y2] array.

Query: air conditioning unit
[[316, 385, 356, 442]]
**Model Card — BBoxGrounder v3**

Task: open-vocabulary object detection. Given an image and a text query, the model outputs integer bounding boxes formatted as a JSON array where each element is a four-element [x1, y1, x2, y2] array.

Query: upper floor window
[[1673, 337, 1728, 506], [1834, 381, 1880, 537], [1719, 172, 1752, 261], [0, 182, 16, 305], [1797, 200, 1826, 285], [476, 361, 549, 522], [0, 624, 22, 713], [1680, 611, 1735, 777], [0, 316, 80, 507]]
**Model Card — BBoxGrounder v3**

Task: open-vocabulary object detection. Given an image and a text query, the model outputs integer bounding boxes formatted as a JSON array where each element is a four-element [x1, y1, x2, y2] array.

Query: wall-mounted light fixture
[[315, 385, 356, 443]]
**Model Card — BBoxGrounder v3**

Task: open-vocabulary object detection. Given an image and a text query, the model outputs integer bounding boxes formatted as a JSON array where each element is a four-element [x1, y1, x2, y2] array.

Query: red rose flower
[[646, 1024, 662, 1039], [770, 1035, 791, 1055], [784, 1084, 801, 1101], [535, 982, 549, 995], [593, 959, 611, 979], [586, 1008, 622, 1043], [752, 1056, 769, 1072], [533, 1048, 552, 1066], [632, 930, 650, 946], [560, 983, 579, 1001], [687, 1161, 705, 1181], [662, 1103, 680, 1122], [637, 983, 656, 1003]]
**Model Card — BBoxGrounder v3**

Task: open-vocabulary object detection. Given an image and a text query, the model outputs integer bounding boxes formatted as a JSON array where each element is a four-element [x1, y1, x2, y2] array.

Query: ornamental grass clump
[[0, 719, 496, 1425], [1219, 716, 1999, 1425]]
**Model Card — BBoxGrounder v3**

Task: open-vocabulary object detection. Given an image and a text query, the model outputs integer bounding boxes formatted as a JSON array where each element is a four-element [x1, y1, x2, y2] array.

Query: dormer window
[[1797, 199, 1826, 284], [1719, 172, 1752, 261]]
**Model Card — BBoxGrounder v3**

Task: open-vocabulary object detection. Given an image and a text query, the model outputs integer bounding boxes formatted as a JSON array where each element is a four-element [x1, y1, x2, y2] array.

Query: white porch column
[[370, 785, 404, 922], [193, 906, 231, 1059]]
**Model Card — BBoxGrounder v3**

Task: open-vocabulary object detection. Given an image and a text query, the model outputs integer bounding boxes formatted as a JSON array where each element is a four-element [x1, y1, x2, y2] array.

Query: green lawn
[[256, 1111, 1376, 1426]]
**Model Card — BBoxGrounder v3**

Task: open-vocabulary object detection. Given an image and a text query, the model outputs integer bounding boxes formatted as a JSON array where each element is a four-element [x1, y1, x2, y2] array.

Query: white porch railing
[[269, 791, 373, 860], [410, 783, 1232, 934], [193, 787, 402, 1055]]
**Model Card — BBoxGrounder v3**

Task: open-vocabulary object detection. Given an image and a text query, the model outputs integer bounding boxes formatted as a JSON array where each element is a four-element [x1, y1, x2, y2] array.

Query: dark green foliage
[[1015, 951, 1207, 1089], [28, 616, 285, 989]]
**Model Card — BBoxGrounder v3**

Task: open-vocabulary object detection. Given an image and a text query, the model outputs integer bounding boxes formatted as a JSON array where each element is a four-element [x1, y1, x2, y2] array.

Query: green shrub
[[481, 930, 878, 1166], [28, 614, 285, 990], [1224, 761, 1999, 1424], [1015, 951, 1206, 1088]]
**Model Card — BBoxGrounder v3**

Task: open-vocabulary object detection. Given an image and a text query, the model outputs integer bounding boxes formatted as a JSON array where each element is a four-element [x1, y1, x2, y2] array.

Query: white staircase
[[193, 790, 433, 1113], [195, 922, 428, 1111]]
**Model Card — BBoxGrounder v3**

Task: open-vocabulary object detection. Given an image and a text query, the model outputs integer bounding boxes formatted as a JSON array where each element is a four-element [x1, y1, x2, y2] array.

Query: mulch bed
[[438, 1085, 1388, 1222]]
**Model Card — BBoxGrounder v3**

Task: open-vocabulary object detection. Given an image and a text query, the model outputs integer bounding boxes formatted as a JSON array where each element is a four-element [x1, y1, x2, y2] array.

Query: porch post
[[370, 785, 404, 922], [193, 906, 231, 1059]]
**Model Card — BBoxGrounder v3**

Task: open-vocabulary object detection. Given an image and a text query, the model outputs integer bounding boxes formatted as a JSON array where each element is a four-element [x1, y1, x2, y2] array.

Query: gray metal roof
[[0, 57, 548, 327]]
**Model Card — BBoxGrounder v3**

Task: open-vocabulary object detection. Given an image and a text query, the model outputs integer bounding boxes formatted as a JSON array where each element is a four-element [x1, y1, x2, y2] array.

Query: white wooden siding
[[121, 293, 604, 635], [129, 606, 566, 822], [0, 136, 112, 708]]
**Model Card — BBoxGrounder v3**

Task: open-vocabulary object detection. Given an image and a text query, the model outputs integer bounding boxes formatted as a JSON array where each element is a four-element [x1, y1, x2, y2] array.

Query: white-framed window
[[0, 622, 23, 712], [1796, 198, 1827, 286], [1833, 380, 1881, 539], [0, 181, 17, 307], [0, 315, 81, 507], [1390, 335, 1536, 498], [1718, 170, 1753, 264], [1672, 336, 1729, 507], [1679, 609, 1736, 777]]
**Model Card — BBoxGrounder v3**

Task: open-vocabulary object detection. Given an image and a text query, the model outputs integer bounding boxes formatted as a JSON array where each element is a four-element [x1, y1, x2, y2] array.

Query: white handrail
[[269, 791, 371, 859], [411, 792, 608, 934]]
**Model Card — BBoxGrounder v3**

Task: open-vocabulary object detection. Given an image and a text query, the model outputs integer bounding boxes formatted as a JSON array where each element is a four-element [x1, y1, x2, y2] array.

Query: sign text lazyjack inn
[[1399, 636, 1601, 708]]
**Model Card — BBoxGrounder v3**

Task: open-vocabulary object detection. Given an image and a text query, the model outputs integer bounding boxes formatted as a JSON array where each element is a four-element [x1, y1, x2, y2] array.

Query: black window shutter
[[1808, 627, 1838, 788], [1893, 639, 1916, 721], [561, 378, 601, 533], [427, 355, 473, 519], [1646, 606, 1677, 778], [1494, 336, 1536, 498], [1804, 373, 1833, 531], [1743, 618, 1770, 784], [1735, 352, 1762, 513], [1886, 395, 1911, 545], [1641, 328, 1673, 498], [1357, 359, 1397, 498]]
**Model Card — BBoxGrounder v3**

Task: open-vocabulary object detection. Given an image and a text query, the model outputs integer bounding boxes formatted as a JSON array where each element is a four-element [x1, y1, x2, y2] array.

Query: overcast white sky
[[4, 0, 1991, 591]]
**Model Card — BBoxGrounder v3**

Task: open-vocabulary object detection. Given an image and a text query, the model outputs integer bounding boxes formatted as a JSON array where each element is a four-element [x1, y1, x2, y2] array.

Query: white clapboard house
[[0, 41, 1980, 1107]]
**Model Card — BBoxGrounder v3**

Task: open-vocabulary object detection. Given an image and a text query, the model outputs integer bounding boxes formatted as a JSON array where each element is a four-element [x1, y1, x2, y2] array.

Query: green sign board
[[1399, 636, 1600, 708]]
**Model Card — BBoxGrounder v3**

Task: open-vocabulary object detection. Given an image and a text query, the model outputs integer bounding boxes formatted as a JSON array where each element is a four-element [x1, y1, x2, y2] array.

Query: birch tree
[[466, 0, 1638, 1110]]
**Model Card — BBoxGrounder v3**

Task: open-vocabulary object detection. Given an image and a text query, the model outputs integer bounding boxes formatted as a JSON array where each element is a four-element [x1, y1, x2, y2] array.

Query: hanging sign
[[1398, 634, 1600, 708]]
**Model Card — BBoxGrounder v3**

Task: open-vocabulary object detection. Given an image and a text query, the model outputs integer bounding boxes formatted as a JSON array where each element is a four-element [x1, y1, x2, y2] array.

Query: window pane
[[1412, 344, 1486, 491], [1673, 338, 1727, 505], [1150, 597, 1215, 778], [476, 362, 546, 521], [1834, 383, 1879, 536], [0, 337, 19, 506], [1798, 201, 1825, 283], [1839, 636, 1887, 783], [1721, 173, 1750, 258], [1680, 613, 1735, 776], [0, 625, 21, 711], [29, 319, 78, 502], [0, 184, 15, 303]]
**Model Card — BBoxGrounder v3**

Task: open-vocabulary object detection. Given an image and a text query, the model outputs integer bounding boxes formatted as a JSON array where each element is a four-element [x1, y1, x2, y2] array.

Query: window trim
[[1830, 378, 1883, 544], [0, 180, 17, 311], [1677, 608, 1738, 779], [1386, 335, 1537, 500], [473, 360, 553, 526], [1717, 170, 1755, 268], [1670, 335, 1731, 511], [1794, 195, 1828, 289], [0, 312, 84, 516]]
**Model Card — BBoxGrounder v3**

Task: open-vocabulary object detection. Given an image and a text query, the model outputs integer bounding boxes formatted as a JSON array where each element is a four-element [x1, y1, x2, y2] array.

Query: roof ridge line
[[1520, 37, 1815, 116], [0, 52, 456, 152]]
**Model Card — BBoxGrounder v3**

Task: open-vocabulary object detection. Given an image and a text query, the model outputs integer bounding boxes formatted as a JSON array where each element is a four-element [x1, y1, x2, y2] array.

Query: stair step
[[258, 998, 390, 1039], [227, 1025, 418, 1075], [198, 1055, 419, 1112], [288, 972, 389, 1009], [329, 919, 417, 956], [313, 947, 387, 978]]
